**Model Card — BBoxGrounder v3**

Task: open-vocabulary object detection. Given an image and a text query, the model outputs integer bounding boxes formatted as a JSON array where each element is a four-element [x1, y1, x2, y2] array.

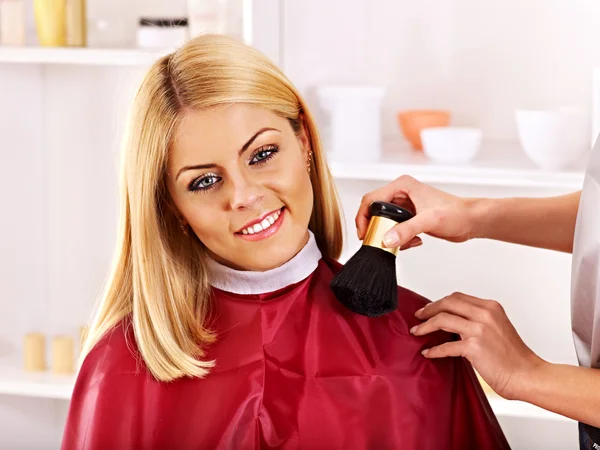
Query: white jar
[[136, 18, 189, 49], [315, 85, 385, 163]]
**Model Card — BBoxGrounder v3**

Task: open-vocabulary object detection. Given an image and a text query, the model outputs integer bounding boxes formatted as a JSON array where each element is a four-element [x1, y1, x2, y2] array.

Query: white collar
[[205, 230, 322, 295]]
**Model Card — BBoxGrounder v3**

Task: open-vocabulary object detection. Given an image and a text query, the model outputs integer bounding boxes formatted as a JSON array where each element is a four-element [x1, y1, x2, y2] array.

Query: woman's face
[[166, 104, 314, 271]]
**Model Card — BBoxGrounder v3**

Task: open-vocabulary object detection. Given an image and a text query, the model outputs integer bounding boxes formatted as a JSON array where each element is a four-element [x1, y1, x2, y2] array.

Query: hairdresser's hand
[[355, 175, 477, 249], [410, 292, 544, 400]]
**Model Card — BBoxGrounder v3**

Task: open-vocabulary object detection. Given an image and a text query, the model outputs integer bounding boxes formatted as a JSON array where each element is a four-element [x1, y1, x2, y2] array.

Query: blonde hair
[[80, 34, 344, 382]]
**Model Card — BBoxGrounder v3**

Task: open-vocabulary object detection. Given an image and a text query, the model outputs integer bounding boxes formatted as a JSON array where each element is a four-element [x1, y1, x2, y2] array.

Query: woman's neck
[[205, 231, 322, 295]]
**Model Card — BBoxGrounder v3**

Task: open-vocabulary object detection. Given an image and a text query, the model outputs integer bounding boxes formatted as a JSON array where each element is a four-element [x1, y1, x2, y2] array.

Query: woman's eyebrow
[[175, 127, 280, 180]]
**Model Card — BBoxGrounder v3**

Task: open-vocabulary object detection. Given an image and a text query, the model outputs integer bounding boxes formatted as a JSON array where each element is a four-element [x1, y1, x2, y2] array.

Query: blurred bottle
[[24, 332, 46, 372], [34, 0, 67, 47], [66, 0, 86, 47], [52, 335, 75, 374], [0, 0, 26, 46], [187, 0, 227, 37]]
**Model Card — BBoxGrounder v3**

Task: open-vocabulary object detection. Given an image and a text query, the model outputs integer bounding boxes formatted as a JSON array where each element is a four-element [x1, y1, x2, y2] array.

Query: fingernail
[[421, 349, 429, 356], [410, 325, 417, 334], [415, 308, 424, 317], [383, 232, 399, 247]]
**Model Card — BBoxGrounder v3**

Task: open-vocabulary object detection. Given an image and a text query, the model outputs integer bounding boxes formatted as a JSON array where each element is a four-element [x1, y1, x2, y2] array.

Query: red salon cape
[[61, 258, 510, 449]]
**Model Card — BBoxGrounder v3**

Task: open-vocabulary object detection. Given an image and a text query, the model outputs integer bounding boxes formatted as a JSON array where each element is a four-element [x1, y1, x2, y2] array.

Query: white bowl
[[420, 127, 482, 164], [515, 107, 588, 170]]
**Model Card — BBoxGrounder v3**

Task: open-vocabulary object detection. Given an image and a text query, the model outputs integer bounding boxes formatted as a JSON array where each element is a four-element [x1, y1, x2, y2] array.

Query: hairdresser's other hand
[[355, 175, 476, 249], [411, 292, 544, 400]]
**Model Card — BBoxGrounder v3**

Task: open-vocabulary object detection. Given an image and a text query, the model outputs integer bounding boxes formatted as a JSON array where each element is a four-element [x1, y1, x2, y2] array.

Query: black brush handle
[[368, 201, 414, 223]]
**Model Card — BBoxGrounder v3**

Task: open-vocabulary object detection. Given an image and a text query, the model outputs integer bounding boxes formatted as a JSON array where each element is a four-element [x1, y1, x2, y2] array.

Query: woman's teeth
[[241, 210, 281, 235]]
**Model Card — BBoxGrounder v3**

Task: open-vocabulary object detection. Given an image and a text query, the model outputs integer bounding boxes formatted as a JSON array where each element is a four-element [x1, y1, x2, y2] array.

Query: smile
[[236, 207, 285, 241]]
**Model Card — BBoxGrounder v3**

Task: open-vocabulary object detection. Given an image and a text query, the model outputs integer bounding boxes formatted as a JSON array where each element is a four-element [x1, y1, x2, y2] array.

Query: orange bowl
[[397, 110, 451, 150]]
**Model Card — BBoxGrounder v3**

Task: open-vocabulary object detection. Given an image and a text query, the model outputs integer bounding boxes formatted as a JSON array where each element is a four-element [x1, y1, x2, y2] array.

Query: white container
[[0, 0, 26, 46], [137, 18, 189, 49], [420, 127, 482, 164], [315, 85, 385, 162], [187, 0, 227, 37], [515, 106, 588, 170]]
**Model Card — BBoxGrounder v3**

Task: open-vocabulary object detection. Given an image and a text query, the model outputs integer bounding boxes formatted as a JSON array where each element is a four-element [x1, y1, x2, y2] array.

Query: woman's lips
[[236, 207, 285, 241]]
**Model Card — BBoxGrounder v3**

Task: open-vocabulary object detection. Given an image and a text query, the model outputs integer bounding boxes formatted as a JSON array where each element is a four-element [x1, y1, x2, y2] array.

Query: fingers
[[382, 210, 439, 248], [415, 292, 495, 324], [399, 236, 422, 251], [355, 175, 418, 240], [421, 340, 466, 359], [410, 312, 479, 339]]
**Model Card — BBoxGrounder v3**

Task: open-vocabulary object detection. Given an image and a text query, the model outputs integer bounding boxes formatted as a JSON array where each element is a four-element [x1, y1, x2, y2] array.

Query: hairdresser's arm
[[519, 361, 600, 427], [356, 175, 581, 253], [469, 192, 581, 253], [412, 292, 600, 427]]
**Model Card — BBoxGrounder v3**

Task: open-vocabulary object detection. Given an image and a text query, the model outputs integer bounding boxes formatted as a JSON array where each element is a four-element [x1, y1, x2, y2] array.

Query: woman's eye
[[250, 145, 279, 165], [254, 151, 270, 162], [189, 174, 221, 192]]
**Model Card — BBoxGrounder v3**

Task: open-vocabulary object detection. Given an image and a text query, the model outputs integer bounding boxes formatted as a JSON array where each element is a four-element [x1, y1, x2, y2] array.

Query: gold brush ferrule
[[363, 216, 399, 256]]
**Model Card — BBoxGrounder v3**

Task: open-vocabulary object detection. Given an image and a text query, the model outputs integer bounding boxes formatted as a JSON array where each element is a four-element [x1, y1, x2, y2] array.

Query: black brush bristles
[[330, 245, 398, 317]]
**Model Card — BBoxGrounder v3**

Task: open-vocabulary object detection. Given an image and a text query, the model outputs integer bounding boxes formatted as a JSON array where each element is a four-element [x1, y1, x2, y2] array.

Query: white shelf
[[0, 366, 575, 422], [328, 139, 587, 190], [0, 46, 174, 66], [0, 366, 74, 400]]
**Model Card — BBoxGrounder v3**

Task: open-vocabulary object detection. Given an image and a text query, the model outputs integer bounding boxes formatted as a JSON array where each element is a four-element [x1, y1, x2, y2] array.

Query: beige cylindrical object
[[24, 332, 46, 372], [52, 336, 75, 374], [65, 0, 86, 46], [0, 0, 26, 46], [34, 0, 67, 47]]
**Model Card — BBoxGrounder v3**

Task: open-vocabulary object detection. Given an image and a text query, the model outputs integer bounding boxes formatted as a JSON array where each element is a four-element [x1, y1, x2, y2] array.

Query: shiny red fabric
[[61, 258, 510, 449]]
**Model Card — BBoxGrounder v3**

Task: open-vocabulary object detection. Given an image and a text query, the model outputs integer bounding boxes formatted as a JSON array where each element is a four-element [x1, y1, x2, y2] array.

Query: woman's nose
[[229, 173, 263, 211]]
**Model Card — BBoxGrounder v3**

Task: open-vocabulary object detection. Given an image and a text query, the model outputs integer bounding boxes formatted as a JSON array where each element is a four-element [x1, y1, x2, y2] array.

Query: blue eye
[[189, 174, 221, 193], [250, 145, 279, 165]]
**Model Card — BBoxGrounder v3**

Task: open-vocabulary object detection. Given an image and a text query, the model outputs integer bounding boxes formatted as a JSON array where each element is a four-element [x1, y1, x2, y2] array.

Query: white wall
[[284, 0, 600, 143]]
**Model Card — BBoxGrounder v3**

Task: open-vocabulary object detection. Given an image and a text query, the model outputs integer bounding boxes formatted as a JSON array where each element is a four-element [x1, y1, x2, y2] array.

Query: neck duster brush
[[330, 201, 415, 317]]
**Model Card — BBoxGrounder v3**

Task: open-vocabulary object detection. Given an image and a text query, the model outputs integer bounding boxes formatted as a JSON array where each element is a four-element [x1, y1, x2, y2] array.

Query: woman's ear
[[298, 114, 311, 156]]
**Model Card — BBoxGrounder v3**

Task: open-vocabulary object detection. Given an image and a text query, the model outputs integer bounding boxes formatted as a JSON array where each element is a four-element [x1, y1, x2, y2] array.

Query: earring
[[179, 220, 189, 236], [307, 150, 313, 174]]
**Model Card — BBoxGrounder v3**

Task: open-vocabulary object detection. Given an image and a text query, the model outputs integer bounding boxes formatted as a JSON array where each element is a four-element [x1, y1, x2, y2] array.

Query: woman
[[61, 34, 509, 449], [355, 174, 600, 447]]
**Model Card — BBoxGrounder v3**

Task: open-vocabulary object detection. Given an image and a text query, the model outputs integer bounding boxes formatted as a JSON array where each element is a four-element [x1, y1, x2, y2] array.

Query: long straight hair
[[80, 34, 344, 382]]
